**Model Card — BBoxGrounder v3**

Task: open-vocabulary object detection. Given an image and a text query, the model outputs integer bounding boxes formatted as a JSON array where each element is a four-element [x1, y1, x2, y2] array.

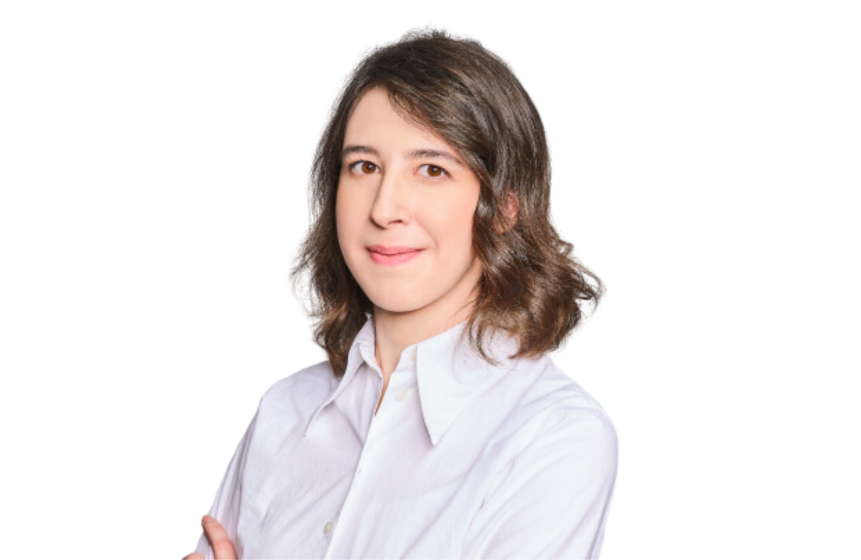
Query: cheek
[[334, 186, 355, 251], [423, 193, 478, 253]]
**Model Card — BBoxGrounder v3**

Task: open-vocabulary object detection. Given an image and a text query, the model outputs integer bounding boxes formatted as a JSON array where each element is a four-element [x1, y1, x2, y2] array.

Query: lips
[[367, 245, 424, 266]]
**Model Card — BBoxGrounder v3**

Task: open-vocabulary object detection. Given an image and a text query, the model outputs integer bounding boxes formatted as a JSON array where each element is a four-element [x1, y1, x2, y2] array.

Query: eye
[[349, 161, 379, 175], [418, 164, 447, 178]]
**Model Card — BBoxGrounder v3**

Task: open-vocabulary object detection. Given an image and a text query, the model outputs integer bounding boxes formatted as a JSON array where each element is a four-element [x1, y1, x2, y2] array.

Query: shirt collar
[[304, 316, 519, 445]]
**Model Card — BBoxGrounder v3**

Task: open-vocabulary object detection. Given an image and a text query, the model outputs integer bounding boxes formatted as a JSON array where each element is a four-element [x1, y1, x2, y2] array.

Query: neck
[[373, 257, 481, 381]]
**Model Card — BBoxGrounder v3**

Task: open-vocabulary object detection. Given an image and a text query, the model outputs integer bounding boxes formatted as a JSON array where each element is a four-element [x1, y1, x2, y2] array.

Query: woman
[[185, 29, 617, 559]]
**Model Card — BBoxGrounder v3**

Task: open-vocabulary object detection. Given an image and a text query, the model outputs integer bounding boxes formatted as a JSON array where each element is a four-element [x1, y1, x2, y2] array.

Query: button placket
[[324, 399, 381, 559]]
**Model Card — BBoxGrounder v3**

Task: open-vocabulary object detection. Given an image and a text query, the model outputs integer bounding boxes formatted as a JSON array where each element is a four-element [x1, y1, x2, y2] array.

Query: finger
[[182, 554, 204, 560], [202, 515, 237, 560]]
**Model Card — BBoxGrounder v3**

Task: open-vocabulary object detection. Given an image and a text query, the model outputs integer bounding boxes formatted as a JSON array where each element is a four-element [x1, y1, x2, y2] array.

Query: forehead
[[343, 88, 446, 149]]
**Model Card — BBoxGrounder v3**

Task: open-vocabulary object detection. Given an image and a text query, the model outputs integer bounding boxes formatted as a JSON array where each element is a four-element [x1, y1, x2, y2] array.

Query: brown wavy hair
[[291, 29, 603, 377]]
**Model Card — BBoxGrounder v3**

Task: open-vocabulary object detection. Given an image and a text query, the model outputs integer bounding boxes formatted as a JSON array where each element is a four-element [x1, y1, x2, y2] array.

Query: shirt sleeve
[[193, 411, 258, 560], [462, 406, 618, 559]]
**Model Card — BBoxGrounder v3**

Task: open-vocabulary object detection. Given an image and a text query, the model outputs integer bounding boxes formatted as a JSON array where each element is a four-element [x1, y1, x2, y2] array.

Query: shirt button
[[323, 521, 333, 534], [394, 388, 409, 402]]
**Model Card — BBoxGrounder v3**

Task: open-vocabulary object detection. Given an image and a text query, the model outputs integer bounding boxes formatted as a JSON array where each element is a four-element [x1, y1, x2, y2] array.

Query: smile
[[367, 245, 424, 266]]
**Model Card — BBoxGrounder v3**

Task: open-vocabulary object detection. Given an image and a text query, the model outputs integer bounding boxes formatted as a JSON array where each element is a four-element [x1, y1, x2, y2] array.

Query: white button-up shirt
[[194, 318, 617, 559]]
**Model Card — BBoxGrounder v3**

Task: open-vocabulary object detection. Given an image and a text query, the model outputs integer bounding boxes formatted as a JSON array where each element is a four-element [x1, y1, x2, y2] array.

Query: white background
[[1, 1, 859, 558]]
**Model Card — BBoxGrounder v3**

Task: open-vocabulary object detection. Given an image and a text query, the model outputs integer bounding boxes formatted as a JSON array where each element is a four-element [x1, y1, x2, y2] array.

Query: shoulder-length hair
[[292, 29, 603, 377]]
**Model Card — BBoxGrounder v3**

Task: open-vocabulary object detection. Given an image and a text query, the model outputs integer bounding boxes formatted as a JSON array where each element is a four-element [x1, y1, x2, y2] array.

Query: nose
[[370, 170, 411, 228]]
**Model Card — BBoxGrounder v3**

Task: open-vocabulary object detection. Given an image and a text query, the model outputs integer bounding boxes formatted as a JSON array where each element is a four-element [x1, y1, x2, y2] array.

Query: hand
[[182, 515, 237, 560]]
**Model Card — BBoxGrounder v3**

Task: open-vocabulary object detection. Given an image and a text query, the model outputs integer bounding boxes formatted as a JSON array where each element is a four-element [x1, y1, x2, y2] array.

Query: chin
[[359, 281, 430, 313], [365, 293, 426, 314]]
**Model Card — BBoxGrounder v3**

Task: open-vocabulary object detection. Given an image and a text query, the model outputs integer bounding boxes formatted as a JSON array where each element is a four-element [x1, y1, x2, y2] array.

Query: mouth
[[366, 245, 424, 266]]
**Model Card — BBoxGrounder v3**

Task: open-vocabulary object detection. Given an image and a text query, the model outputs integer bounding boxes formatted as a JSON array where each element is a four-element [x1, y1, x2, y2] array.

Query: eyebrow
[[340, 145, 465, 167], [340, 145, 378, 161], [406, 149, 465, 167]]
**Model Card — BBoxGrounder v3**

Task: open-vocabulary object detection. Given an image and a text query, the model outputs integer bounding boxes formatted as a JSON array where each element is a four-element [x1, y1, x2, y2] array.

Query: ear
[[499, 190, 519, 233]]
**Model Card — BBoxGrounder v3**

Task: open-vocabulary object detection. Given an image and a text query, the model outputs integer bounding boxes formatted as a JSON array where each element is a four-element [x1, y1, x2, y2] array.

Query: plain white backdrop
[[1, 1, 859, 558]]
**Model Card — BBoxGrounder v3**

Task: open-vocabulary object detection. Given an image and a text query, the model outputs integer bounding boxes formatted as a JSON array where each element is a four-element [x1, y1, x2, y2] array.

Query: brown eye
[[349, 161, 378, 175], [419, 164, 446, 178]]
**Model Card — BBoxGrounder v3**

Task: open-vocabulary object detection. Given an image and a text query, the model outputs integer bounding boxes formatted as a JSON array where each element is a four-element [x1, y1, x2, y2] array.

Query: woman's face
[[335, 87, 482, 319]]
